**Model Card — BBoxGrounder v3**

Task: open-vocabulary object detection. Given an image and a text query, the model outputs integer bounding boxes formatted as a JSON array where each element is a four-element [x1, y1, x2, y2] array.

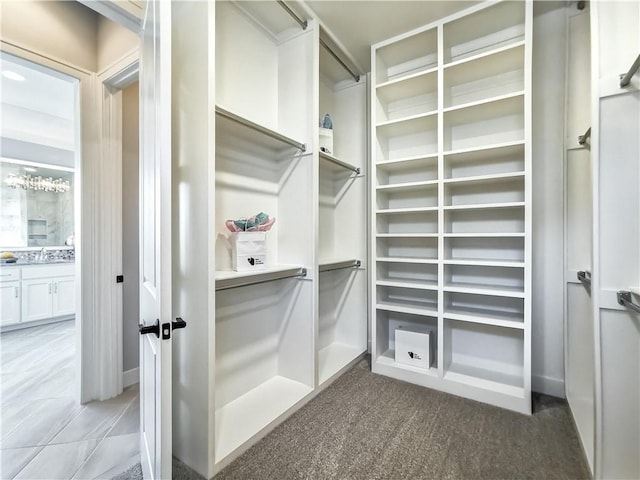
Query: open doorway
[[0, 2, 142, 477]]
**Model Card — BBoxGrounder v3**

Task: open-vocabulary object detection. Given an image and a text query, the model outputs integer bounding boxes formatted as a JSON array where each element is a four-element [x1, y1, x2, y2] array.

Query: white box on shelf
[[319, 127, 333, 154], [231, 232, 267, 272], [395, 325, 433, 369]]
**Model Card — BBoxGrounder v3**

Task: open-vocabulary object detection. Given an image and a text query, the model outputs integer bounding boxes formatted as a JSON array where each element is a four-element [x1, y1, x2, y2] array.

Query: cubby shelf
[[443, 90, 525, 114], [377, 257, 438, 264], [443, 284, 525, 298], [215, 377, 313, 462], [443, 311, 524, 329], [377, 280, 438, 291], [377, 206, 439, 214], [377, 349, 438, 377], [443, 259, 524, 268], [376, 111, 438, 134], [376, 302, 438, 317], [376, 153, 438, 167], [443, 201, 525, 211], [444, 139, 525, 158], [377, 180, 438, 191], [443, 171, 525, 185], [376, 66, 438, 90], [443, 232, 525, 238], [443, 40, 526, 70]]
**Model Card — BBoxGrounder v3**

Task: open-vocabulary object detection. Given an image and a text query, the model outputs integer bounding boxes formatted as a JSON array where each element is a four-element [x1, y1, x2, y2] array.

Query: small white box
[[231, 232, 267, 272], [319, 127, 333, 154], [395, 325, 433, 369]]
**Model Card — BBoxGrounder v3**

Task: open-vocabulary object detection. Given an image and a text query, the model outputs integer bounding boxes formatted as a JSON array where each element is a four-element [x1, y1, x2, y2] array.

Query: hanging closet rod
[[320, 37, 361, 83], [578, 127, 591, 145], [215, 106, 306, 152], [320, 151, 361, 174], [619, 54, 640, 87], [319, 259, 361, 273], [276, 1, 307, 30], [617, 290, 640, 314], [577, 270, 591, 287], [216, 267, 307, 291]]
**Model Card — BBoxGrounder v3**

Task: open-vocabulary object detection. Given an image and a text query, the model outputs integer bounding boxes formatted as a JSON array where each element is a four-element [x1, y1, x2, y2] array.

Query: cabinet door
[[52, 276, 75, 317], [0, 281, 21, 325], [21, 279, 53, 322]]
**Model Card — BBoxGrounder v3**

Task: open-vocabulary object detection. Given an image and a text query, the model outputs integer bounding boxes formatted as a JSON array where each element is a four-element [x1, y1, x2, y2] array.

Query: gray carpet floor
[[116, 357, 591, 480]]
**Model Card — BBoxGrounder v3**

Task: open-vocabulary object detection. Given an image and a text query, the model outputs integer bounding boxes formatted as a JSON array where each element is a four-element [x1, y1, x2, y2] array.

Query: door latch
[[139, 319, 160, 337]]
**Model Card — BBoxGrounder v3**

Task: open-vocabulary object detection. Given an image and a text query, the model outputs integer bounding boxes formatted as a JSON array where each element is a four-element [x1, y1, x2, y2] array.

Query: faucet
[[36, 248, 48, 262]]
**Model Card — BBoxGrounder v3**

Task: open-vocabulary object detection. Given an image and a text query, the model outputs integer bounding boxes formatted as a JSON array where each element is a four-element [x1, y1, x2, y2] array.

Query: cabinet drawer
[[22, 264, 75, 280], [0, 268, 20, 282]]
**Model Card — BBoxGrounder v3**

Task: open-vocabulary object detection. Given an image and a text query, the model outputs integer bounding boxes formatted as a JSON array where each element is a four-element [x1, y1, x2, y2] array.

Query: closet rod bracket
[[617, 290, 640, 314], [619, 54, 640, 88], [577, 270, 591, 287], [578, 127, 591, 145]]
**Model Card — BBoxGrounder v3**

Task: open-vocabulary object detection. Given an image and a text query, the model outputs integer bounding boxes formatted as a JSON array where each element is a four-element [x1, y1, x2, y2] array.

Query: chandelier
[[5, 174, 71, 193]]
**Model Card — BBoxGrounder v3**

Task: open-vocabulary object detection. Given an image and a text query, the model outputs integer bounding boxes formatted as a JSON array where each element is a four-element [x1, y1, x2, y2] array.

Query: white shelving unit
[[317, 31, 367, 387], [370, 0, 532, 414]]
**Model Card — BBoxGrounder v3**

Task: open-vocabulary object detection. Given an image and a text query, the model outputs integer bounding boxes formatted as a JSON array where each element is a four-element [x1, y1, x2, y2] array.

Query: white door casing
[[139, 0, 172, 478]]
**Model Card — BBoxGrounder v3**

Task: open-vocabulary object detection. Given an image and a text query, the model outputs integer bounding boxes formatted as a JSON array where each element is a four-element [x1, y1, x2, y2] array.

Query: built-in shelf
[[215, 265, 306, 291], [443, 259, 524, 268], [377, 206, 439, 214], [443, 91, 525, 114], [376, 66, 438, 90], [376, 302, 438, 317], [377, 257, 438, 264], [444, 367, 524, 398], [444, 139, 525, 158], [443, 40, 526, 70], [443, 284, 525, 298], [319, 259, 361, 273], [443, 201, 525, 211], [377, 279, 438, 291], [377, 110, 438, 130], [443, 311, 524, 329], [443, 171, 525, 185], [377, 233, 439, 238], [377, 180, 439, 191], [443, 233, 525, 238], [319, 151, 360, 175], [215, 105, 306, 154], [376, 153, 438, 167], [215, 377, 313, 462], [377, 349, 438, 377]]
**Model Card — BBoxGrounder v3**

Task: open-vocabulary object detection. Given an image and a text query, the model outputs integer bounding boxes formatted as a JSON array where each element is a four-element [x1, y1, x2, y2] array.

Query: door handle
[[48, 283, 52, 294], [15, 286, 18, 298], [139, 319, 160, 337], [172, 317, 186, 331]]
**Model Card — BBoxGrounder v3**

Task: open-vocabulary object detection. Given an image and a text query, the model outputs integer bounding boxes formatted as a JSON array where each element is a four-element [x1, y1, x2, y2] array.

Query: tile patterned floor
[[1, 320, 140, 479]]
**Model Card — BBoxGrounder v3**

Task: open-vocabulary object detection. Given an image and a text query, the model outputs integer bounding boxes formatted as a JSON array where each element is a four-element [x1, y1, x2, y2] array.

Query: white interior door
[[139, 0, 172, 478]]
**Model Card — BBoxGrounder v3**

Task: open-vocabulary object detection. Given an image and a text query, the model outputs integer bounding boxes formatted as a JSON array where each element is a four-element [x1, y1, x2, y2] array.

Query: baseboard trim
[[532, 374, 565, 398], [123, 367, 139, 388]]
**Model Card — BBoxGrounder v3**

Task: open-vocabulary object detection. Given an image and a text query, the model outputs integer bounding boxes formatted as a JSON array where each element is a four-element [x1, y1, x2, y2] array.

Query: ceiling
[[302, 1, 480, 73]]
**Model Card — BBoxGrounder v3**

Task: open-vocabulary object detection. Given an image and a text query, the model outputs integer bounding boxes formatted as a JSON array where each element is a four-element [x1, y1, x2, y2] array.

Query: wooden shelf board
[[318, 343, 366, 385], [377, 280, 438, 291], [444, 364, 524, 398], [443, 233, 525, 238], [443, 259, 524, 268], [443, 310, 524, 329], [444, 40, 526, 70], [376, 302, 438, 317], [377, 206, 438, 214], [377, 180, 438, 191], [377, 233, 439, 238], [443, 201, 525, 211], [215, 376, 313, 462], [443, 171, 525, 185], [444, 139, 525, 158], [377, 110, 438, 129], [376, 66, 438, 90], [443, 91, 525, 115], [215, 265, 306, 291], [376, 153, 438, 168], [377, 349, 438, 377], [377, 257, 438, 264], [443, 284, 525, 298]]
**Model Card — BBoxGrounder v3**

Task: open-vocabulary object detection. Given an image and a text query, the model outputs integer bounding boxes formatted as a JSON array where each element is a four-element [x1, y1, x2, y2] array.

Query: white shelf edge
[[376, 153, 439, 167], [377, 233, 439, 238], [376, 303, 438, 317], [443, 40, 526, 70], [377, 280, 439, 291], [376, 66, 438, 90], [443, 312, 525, 329], [443, 140, 525, 158], [443, 233, 525, 238], [443, 285, 525, 298], [443, 201, 525, 211], [443, 259, 525, 268], [377, 349, 438, 377], [377, 180, 438, 190], [377, 257, 438, 264], [443, 91, 525, 115], [376, 110, 438, 129], [443, 171, 525, 185], [215, 265, 307, 291], [376, 207, 439, 214]]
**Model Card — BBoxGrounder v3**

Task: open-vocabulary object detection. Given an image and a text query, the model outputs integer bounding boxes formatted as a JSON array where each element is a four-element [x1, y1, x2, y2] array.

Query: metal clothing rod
[[216, 106, 306, 152], [617, 290, 640, 314], [276, 1, 307, 30], [619, 54, 640, 87], [319, 259, 361, 273], [216, 267, 307, 291], [320, 37, 361, 83], [320, 151, 361, 175], [577, 270, 591, 287], [578, 127, 591, 145]]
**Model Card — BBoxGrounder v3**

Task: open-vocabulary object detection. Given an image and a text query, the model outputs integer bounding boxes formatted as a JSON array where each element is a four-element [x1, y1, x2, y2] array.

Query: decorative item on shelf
[[225, 212, 274, 272], [319, 113, 334, 154]]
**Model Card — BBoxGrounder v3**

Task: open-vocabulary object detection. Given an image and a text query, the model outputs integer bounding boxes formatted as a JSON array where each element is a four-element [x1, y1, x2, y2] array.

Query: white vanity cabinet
[[0, 268, 21, 325], [20, 264, 75, 324]]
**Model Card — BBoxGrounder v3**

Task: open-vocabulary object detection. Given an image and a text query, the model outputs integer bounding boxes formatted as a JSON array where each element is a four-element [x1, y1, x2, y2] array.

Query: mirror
[[0, 160, 75, 248]]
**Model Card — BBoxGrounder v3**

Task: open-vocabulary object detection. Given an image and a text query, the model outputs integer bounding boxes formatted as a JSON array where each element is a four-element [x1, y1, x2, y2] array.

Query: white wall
[[530, 3, 568, 397], [122, 81, 139, 373], [97, 15, 139, 72], [0, 1, 98, 71]]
